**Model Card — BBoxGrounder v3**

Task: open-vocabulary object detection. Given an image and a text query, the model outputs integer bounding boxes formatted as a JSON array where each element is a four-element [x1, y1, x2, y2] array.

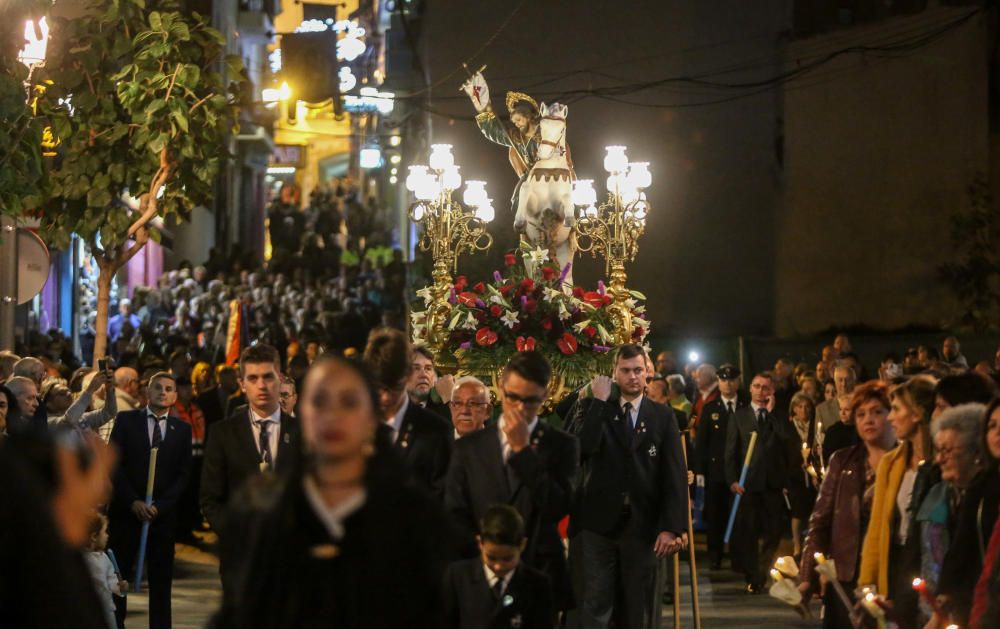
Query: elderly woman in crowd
[[213, 355, 452, 627], [786, 392, 822, 559], [936, 397, 1000, 628], [911, 403, 986, 628], [799, 381, 896, 628], [859, 375, 937, 629]]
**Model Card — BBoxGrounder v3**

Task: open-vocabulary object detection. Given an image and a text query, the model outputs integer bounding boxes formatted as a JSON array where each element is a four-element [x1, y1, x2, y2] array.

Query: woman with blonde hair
[[859, 375, 937, 629]]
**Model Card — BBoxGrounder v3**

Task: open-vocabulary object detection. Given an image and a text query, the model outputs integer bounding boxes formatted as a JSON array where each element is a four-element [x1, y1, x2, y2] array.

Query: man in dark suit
[[200, 344, 297, 592], [696, 364, 749, 569], [448, 375, 493, 440], [724, 370, 793, 593], [444, 504, 554, 629], [409, 345, 452, 421], [446, 352, 579, 611], [109, 372, 192, 629], [568, 344, 688, 628], [364, 328, 452, 500]]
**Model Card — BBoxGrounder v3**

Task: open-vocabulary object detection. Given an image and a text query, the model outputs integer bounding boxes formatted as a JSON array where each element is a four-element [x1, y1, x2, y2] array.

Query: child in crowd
[[443, 504, 553, 629], [84, 514, 127, 629]]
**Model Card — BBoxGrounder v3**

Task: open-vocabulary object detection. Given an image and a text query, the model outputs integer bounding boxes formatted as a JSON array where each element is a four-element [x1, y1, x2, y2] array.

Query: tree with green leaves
[[34, 0, 243, 362]]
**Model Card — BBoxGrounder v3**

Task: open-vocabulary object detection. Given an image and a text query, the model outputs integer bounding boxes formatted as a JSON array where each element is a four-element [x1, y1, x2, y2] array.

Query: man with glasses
[[568, 343, 688, 628], [364, 328, 452, 501], [278, 374, 298, 418], [445, 351, 579, 614], [447, 376, 493, 439]]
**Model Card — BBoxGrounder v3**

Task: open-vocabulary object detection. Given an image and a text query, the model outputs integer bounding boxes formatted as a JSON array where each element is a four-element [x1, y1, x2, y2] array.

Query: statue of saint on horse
[[462, 70, 577, 284]]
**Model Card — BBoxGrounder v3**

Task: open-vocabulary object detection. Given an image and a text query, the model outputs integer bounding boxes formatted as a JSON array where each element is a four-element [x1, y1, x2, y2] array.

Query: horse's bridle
[[538, 116, 566, 150]]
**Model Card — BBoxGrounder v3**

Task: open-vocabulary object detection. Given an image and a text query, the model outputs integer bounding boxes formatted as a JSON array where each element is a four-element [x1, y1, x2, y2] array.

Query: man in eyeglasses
[[445, 351, 580, 614], [448, 376, 492, 439]]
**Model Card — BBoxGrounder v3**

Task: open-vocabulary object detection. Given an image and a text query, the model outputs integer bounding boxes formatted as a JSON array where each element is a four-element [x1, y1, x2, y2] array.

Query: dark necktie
[[258, 420, 273, 468], [493, 577, 504, 599], [727, 401, 735, 415], [757, 408, 768, 429], [151, 418, 163, 448], [623, 402, 634, 442]]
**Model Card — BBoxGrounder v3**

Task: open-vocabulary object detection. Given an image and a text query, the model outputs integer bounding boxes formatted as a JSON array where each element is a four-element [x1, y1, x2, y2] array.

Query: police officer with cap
[[695, 364, 748, 569]]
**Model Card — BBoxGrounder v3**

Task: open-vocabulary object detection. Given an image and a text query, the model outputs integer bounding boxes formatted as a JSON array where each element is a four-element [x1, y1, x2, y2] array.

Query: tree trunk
[[92, 255, 115, 366]]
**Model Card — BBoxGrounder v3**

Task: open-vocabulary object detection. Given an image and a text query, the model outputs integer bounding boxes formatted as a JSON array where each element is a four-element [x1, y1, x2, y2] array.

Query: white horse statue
[[515, 102, 576, 284]]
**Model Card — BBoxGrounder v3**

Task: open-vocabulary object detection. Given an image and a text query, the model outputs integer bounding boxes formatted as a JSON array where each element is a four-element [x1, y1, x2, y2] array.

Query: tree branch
[[119, 226, 150, 267], [188, 92, 214, 114], [165, 63, 181, 100], [125, 148, 171, 239]]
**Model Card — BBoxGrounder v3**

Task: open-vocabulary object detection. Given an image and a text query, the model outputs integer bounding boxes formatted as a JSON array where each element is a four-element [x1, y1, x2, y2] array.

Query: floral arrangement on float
[[411, 242, 650, 404]]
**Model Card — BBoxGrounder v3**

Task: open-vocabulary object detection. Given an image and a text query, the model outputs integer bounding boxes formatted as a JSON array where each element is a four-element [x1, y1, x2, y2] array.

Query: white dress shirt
[[620, 394, 643, 429], [720, 395, 739, 414], [249, 406, 282, 463], [385, 395, 409, 443], [498, 414, 539, 462], [483, 563, 515, 595], [146, 407, 169, 446], [302, 477, 367, 540]]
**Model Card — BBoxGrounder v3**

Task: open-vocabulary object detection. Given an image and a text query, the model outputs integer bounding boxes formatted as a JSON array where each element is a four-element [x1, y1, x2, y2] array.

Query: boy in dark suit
[[444, 504, 554, 629]]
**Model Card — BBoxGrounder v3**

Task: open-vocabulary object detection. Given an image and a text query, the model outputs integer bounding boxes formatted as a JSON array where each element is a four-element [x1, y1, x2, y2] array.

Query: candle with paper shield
[[768, 568, 812, 619], [860, 588, 888, 629], [812, 553, 855, 615]]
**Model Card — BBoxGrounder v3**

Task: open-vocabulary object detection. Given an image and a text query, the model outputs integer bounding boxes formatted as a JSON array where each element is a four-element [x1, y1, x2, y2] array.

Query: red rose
[[520, 278, 535, 293], [541, 266, 558, 281], [490, 304, 502, 317], [475, 327, 498, 346], [499, 284, 513, 296], [504, 253, 517, 267], [457, 291, 479, 308], [542, 318, 554, 331], [455, 275, 468, 291], [584, 326, 597, 338], [583, 291, 608, 308], [524, 298, 538, 314], [556, 332, 578, 355], [473, 281, 486, 294], [572, 286, 585, 299]]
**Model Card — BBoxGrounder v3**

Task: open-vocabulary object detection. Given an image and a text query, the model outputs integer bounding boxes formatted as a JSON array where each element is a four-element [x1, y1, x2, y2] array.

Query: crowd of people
[[2, 314, 1000, 629]]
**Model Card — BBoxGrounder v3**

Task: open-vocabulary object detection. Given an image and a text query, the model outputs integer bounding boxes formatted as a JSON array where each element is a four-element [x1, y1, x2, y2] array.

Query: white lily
[[416, 286, 433, 305], [525, 246, 549, 267], [558, 302, 571, 321], [624, 297, 637, 310], [461, 312, 478, 330], [543, 287, 563, 302], [633, 316, 650, 329], [501, 310, 519, 329], [447, 311, 464, 331], [573, 320, 591, 333], [596, 324, 612, 343], [489, 293, 507, 306]]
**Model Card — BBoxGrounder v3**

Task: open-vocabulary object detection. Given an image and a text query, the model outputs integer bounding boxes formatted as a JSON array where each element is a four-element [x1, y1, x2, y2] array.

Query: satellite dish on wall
[[17, 228, 50, 305]]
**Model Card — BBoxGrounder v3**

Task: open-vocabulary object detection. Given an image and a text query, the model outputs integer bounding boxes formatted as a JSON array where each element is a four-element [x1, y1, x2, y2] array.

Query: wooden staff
[[133, 447, 158, 592], [680, 437, 702, 629], [672, 554, 681, 627], [724, 431, 758, 544]]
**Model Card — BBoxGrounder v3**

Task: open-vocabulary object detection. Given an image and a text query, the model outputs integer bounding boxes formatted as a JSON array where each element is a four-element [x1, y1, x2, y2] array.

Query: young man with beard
[[569, 344, 688, 627]]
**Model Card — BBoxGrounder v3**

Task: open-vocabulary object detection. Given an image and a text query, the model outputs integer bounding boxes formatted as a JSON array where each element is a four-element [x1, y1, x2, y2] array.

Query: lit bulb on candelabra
[[412, 203, 426, 221], [415, 174, 440, 201], [474, 199, 495, 223], [442, 165, 462, 191], [604, 145, 628, 173], [626, 162, 652, 189], [572, 179, 597, 207], [464, 180, 488, 207], [406, 165, 429, 192], [429, 144, 455, 171]]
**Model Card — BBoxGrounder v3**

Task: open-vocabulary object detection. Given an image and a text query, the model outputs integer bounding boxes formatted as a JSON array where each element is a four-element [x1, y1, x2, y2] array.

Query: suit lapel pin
[[502, 594, 514, 607], [638, 421, 646, 434], [648, 444, 657, 457]]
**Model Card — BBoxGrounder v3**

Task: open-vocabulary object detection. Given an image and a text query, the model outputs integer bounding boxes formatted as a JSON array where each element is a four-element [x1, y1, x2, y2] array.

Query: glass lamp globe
[[429, 144, 454, 171], [464, 180, 488, 207], [475, 200, 495, 223], [441, 165, 462, 191], [585, 204, 598, 218], [406, 165, 428, 192], [604, 145, 628, 173], [572, 179, 597, 207], [412, 203, 426, 221], [415, 174, 440, 201], [627, 162, 652, 189]]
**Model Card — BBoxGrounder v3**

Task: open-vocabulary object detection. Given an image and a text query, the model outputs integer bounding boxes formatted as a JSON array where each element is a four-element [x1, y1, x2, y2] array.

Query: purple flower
[[475, 299, 485, 308], [448, 287, 457, 305], [559, 263, 572, 283], [593, 344, 611, 353], [597, 280, 606, 296], [493, 270, 503, 283], [520, 295, 528, 309], [459, 341, 471, 350]]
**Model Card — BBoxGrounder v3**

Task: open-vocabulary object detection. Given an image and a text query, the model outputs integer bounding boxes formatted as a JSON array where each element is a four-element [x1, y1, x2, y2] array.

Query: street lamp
[[573, 145, 652, 344], [408, 148, 494, 356]]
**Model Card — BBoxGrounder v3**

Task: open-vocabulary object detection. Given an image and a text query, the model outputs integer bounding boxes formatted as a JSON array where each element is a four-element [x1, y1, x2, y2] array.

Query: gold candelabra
[[572, 147, 651, 345], [407, 144, 494, 357]]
